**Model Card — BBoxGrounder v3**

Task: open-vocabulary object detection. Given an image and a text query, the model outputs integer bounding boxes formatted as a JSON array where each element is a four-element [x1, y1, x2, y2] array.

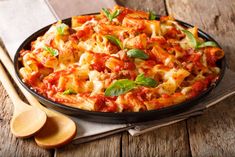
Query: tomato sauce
[[94, 95, 118, 112], [91, 53, 109, 72]]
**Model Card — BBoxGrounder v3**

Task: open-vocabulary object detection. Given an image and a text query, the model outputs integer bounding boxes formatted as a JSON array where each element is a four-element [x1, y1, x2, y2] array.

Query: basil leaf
[[105, 74, 158, 96], [112, 10, 120, 19], [182, 29, 197, 48], [135, 74, 157, 87], [102, 8, 111, 20], [105, 35, 123, 49], [63, 89, 77, 95], [43, 46, 59, 56], [56, 23, 68, 35], [197, 41, 217, 48], [105, 79, 136, 96], [102, 8, 120, 21], [127, 49, 149, 60], [149, 11, 157, 20], [182, 30, 217, 49]]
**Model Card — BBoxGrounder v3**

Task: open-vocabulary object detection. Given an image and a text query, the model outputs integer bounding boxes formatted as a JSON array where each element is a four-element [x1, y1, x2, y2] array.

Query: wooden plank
[[56, 134, 121, 157], [187, 98, 235, 157], [166, 0, 235, 156], [122, 121, 190, 157], [0, 83, 52, 157], [116, 0, 167, 15]]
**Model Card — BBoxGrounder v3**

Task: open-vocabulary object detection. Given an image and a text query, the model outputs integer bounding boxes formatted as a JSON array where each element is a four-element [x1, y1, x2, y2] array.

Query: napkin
[[45, 0, 116, 19], [0, 0, 235, 145]]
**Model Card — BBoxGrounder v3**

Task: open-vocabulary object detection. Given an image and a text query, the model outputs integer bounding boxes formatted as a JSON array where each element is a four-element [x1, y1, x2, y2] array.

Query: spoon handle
[[0, 63, 27, 112], [0, 46, 49, 112]]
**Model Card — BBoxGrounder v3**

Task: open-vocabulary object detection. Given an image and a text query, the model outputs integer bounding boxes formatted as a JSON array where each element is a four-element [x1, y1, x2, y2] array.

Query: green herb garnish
[[105, 74, 157, 96], [127, 49, 149, 60], [197, 41, 217, 48], [105, 79, 136, 96], [149, 11, 157, 20], [105, 35, 123, 49], [135, 73, 157, 87], [43, 46, 59, 56], [63, 89, 77, 95], [56, 23, 68, 35], [182, 29, 198, 48], [102, 8, 120, 21], [182, 29, 218, 49]]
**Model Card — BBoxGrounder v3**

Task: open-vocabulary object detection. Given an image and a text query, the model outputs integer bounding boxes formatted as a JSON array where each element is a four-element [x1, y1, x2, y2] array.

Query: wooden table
[[1, 0, 235, 156]]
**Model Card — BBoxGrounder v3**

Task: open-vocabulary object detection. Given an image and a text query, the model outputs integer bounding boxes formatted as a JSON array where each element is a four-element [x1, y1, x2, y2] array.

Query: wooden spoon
[[0, 63, 47, 138], [0, 46, 77, 148]]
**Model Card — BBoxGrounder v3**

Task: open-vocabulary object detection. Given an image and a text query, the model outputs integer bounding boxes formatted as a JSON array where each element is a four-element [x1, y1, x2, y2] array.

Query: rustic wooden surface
[[0, 83, 52, 156], [167, 0, 235, 156], [0, 0, 235, 156], [122, 122, 190, 157]]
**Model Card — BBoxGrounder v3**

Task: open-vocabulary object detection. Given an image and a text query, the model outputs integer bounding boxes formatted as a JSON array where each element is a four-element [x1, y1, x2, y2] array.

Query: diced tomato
[[94, 96, 106, 110], [164, 27, 181, 39], [162, 93, 170, 98], [189, 78, 214, 98], [124, 61, 136, 70], [75, 15, 94, 24], [190, 53, 201, 62], [91, 53, 109, 72], [147, 37, 167, 47], [206, 52, 217, 66], [145, 60, 157, 67], [114, 65, 123, 72], [204, 75, 216, 86], [116, 8, 134, 22], [192, 81, 204, 92], [94, 95, 117, 112], [27, 72, 40, 86], [91, 63, 104, 72], [75, 26, 93, 40]]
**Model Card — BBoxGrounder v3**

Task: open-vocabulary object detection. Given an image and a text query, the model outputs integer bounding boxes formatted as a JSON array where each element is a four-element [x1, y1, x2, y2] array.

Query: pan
[[14, 15, 226, 123]]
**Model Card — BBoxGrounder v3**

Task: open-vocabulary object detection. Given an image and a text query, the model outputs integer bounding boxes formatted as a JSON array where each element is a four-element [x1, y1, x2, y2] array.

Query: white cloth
[[1, 0, 234, 144]]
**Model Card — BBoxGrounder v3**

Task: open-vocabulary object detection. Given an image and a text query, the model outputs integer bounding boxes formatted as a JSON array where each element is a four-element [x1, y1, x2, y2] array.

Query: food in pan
[[18, 5, 224, 112]]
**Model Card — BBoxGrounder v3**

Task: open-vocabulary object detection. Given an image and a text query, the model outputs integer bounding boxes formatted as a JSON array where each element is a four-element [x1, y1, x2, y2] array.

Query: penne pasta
[[18, 5, 224, 112]]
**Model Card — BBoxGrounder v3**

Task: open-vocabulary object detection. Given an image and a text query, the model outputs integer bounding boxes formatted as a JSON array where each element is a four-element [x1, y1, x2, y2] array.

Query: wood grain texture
[[56, 134, 121, 157], [166, 0, 235, 156], [122, 121, 190, 157], [116, 0, 167, 15], [0, 82, 52, 157], [187, 98, 235, 157]]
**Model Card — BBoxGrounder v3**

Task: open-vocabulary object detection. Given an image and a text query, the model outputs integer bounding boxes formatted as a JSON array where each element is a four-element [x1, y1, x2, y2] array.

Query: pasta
[[18, 5, 224, 112]]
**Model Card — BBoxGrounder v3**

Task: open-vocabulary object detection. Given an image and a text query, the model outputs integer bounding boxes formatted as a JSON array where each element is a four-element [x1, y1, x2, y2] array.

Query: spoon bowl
[[10, 107, 47, 138], [35, 112, 77, 149]]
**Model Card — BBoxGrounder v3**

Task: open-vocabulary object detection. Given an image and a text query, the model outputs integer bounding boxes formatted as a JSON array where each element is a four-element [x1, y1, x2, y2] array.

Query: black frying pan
[[14, 15, 226, 123]]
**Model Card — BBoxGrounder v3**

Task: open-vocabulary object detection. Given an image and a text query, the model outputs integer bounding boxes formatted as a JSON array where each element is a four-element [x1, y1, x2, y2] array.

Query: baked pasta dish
[[18, 6, 224, 112]]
